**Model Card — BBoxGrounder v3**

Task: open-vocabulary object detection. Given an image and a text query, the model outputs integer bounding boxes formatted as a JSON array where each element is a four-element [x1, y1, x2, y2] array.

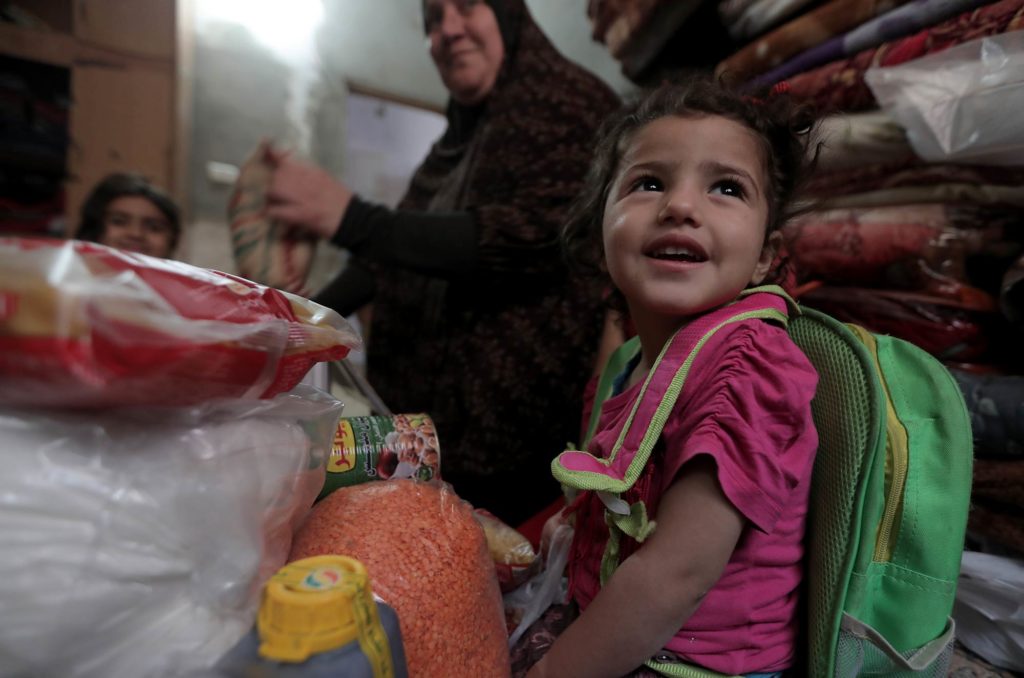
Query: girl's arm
[[526, 456, 744, 678]]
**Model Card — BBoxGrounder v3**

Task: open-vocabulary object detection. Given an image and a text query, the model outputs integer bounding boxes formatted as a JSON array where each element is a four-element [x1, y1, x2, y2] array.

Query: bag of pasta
[[0, 237, 360, 408], [474, 509, 539, 593]]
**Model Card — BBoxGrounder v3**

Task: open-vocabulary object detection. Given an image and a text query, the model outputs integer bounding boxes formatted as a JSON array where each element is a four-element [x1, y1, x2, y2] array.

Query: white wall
[[182, 0, 633, 274], [317, 0, 634, 109]]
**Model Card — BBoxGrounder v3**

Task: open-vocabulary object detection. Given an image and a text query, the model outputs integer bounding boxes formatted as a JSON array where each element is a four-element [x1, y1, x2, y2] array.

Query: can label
[[323, 414, 440, 496]]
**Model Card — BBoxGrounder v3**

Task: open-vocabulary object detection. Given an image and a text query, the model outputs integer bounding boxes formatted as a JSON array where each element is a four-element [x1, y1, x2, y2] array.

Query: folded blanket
[[787, 0, 1024, 113], [1002, 254, 1024, 329], [800, 285, 994, 361], [953, 370, 1024, 459], [717, 0, 907, 83], [747, 0, 990, 89], [968, 459, 1024, 556], [719, 0, 765, 24], [804, 161, 1024, 198], [589, 0, 663, 54], [821, 184, 1024, 210], [726, 0, 819, 40], [783, 203, 1016, 301]]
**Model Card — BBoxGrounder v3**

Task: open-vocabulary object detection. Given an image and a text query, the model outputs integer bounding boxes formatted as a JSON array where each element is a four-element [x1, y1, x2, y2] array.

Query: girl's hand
[[265, 148, 353, 241]]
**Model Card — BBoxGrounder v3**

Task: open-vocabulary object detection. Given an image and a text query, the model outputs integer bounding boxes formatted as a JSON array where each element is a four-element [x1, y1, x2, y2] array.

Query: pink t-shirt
[[569, 316, 818, 674]]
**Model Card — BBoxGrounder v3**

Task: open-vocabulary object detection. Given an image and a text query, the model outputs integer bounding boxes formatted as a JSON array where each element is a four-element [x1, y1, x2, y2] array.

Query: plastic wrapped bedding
[[0, 387, 343, 678]]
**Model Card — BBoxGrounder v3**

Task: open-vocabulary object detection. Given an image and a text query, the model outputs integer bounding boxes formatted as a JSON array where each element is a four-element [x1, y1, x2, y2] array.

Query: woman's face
[[425, 0, 504, 105], [100, 196, 176, 258]]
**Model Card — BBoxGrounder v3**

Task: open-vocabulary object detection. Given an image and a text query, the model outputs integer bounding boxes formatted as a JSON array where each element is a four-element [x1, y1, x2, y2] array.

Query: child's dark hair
[[76, 172, 181, 250], [563, 74, 818, 311]]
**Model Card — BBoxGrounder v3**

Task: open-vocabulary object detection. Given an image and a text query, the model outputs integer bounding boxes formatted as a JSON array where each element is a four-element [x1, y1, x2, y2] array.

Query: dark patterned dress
[[360, 0, 621, 525]]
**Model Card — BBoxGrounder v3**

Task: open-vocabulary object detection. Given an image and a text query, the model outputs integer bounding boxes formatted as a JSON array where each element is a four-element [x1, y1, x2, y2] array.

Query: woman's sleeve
[[661, 325, 819, 533], [310, 257, 376, 317], [329, 196, 478, 279]]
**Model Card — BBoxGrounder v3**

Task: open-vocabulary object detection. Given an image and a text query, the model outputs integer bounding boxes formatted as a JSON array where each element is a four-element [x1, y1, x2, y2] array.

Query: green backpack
[[560, 286, 973, 677]]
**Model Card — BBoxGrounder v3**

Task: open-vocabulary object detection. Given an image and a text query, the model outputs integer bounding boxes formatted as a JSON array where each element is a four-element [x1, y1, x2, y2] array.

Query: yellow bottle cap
[[257, 555, 374, 663]]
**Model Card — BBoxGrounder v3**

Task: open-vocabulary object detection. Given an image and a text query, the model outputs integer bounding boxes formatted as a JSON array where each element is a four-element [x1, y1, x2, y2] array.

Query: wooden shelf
[[0, 23, 76, 67], [0, 0, 178, 233]]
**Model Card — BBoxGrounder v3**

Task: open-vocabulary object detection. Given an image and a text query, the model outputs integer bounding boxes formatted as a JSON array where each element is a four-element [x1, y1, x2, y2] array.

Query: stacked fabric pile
[[715, 1, 1024, 560], [0, 58, 69, 237], [587, 0, 732, 78]]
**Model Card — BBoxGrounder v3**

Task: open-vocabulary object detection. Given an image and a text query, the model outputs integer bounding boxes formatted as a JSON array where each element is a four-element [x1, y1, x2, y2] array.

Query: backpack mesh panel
[[834, 629, 954, 678], [789, 314, 881, 678]]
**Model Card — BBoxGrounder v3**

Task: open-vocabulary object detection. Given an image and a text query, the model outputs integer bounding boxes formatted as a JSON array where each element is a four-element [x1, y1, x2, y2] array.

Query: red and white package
[[0, 237, 361, 408]]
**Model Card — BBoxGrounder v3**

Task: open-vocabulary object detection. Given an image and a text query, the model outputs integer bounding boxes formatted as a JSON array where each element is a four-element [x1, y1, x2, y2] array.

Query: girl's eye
[[711, 180, 746, 199], [631, 176, 662, 193]]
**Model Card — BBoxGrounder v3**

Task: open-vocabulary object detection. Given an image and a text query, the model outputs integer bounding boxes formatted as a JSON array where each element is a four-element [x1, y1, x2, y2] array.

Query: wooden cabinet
[[0, 0, 177, 237], [74, 0, 176, 59]]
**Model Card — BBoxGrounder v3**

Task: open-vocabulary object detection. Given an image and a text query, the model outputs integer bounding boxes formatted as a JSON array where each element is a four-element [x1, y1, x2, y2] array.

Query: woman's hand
[[265, 146, 353, 241]]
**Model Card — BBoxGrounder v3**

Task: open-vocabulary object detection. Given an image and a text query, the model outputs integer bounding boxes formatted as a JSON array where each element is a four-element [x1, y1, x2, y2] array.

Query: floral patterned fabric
[[787, 0, 1024, 113]]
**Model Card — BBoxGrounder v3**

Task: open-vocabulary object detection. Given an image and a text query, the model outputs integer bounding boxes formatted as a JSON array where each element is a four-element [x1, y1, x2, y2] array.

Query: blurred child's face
[[100, 196, 175, 258], [602, 115, 775, 334]]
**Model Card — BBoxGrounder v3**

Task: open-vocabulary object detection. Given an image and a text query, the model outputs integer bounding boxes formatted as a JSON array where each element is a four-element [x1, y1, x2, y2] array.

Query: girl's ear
[[750, 230, 783, 285]]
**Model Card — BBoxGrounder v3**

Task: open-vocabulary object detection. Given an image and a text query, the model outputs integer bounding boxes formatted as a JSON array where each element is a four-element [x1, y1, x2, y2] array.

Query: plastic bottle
[[206, 555, 408, 678]]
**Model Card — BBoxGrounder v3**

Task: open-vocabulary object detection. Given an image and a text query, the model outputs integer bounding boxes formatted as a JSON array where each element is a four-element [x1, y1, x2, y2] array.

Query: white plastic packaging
[[504, 524, 573, 648], [0, 387, 343, 678], [953, 551, 1024, 671], [865, 30, 1024, 166]]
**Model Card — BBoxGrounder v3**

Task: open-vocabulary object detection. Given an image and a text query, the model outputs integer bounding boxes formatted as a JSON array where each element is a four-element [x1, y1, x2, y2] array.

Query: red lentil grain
[[290, 480, 510, 677]]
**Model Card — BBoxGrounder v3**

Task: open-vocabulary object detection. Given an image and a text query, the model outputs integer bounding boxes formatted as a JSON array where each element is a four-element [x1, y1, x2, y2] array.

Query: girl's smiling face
[[100, 196, 176, 258], [602, 114, 777, 344]]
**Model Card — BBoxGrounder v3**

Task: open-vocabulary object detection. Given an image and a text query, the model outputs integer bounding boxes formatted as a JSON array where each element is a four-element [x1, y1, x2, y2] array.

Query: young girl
[[521, 78, 819, 678], [76, 173, 181, 259]]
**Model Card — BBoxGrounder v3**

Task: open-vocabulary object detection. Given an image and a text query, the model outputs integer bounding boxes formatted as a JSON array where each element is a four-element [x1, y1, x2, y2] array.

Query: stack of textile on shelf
[[0, 57, 69, 237], [587, 0, 667, 58], [712, 0, 1024, 670], [587, 0, 733, 78]]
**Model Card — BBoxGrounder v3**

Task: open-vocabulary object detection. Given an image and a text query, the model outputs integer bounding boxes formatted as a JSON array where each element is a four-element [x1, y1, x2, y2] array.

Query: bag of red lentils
[[290, 480, 510, 678]]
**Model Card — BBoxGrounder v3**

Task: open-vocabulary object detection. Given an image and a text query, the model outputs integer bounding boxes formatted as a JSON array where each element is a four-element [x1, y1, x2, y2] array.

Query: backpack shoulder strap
[[554, 289, 793, 495], [582, 336, 642, 449]]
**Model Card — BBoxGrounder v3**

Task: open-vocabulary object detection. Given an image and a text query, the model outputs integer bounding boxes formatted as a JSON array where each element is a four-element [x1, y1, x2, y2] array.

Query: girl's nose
[[658, 185, 700, 227]]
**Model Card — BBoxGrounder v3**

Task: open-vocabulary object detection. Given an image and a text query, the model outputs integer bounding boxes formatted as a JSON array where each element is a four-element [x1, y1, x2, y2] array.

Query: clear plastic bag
[[865, 30, 1024, 166], [504, 524, 573, 648], [0, 386, 343, 678], [0, 237, 361, 409]]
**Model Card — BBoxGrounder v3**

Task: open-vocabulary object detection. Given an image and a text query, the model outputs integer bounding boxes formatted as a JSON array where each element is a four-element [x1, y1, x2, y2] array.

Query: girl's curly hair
[[562, 73, 819, 311]]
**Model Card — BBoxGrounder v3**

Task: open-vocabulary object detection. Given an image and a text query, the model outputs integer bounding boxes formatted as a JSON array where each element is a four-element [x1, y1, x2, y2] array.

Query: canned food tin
[[321, 414, 440, 498]]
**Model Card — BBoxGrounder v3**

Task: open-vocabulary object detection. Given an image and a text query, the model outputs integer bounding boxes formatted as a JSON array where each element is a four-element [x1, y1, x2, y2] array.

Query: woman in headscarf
[[267, 0, 621, 525]]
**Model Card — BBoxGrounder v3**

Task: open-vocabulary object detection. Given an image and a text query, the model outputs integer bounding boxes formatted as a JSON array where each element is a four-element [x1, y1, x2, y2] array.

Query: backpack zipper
[[848, 325, 908, 563]]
